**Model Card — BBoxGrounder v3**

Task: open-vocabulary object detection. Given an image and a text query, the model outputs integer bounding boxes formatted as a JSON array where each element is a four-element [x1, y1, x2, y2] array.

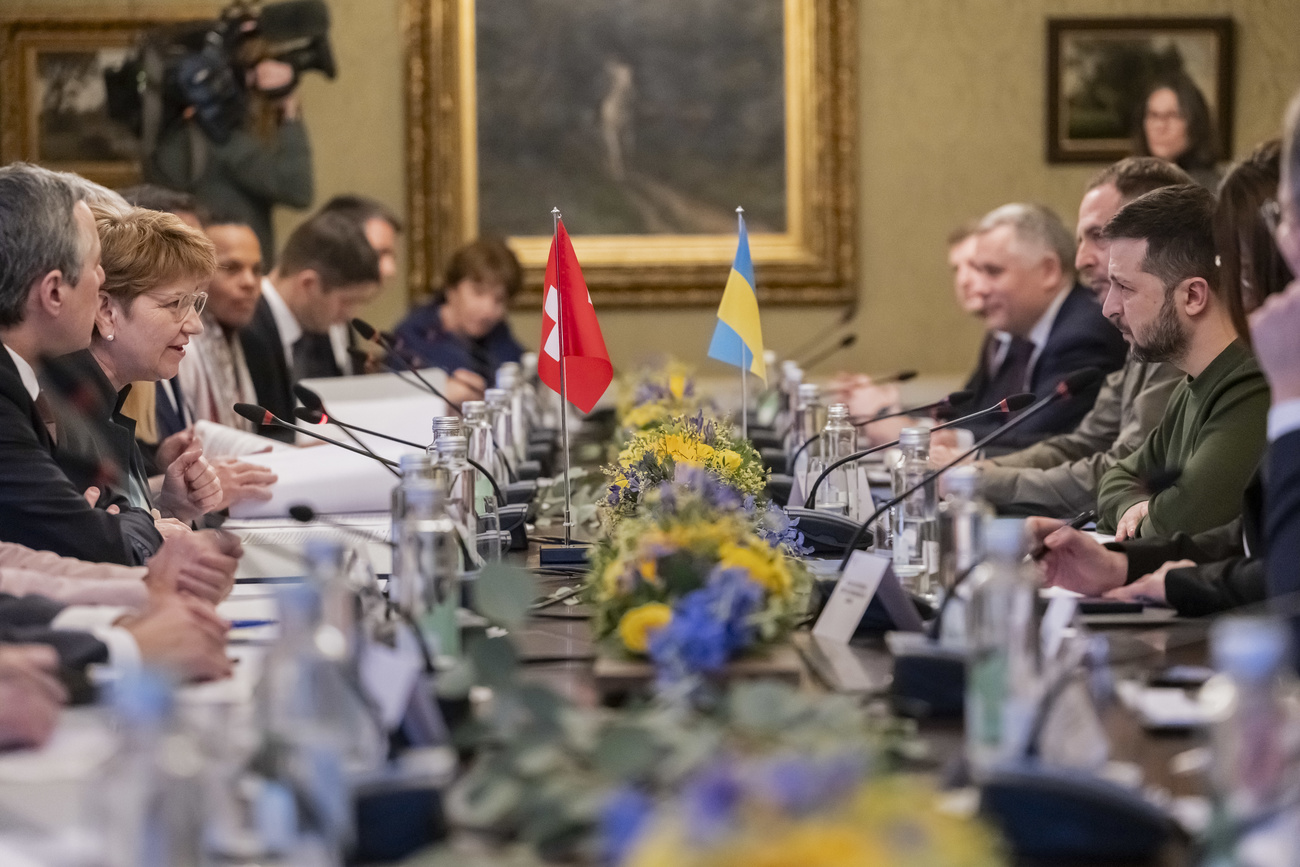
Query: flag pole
[[737, 206, 748, 442], [552, 207, 574, 547]]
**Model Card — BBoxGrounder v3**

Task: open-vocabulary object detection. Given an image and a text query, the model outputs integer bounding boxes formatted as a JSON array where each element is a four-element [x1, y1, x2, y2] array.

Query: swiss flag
[[538, 219, 612, 413]]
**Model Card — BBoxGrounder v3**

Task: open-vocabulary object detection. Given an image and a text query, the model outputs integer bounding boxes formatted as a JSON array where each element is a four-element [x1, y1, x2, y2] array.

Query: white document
[[195, 419, 291, 458], [298, 370, 448, 452], [812, 550, 891, 643], [227, 445, 405, 519]]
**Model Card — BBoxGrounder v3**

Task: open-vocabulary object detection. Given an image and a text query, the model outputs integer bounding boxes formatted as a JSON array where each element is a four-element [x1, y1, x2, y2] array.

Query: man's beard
[[1130, 295, 1188, 363]]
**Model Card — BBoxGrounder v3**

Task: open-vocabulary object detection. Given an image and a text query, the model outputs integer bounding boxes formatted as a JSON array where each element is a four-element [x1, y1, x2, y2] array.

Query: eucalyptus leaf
[[471, 563, 539, 629], [728, 680, 798, 735], [593, 722, 661, 779], [467, 634, 520, 689]]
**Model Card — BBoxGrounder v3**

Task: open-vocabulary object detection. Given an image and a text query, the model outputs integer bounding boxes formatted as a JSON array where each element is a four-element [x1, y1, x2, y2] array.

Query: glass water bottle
[[813, 403, 859, 516], [891, 426, 938, 595]]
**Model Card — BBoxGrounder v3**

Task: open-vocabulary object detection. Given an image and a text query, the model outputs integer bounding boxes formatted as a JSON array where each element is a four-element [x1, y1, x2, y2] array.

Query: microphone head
[[893, 369, 918, 383], [1057, 367, 1104, 396], [1001, 392, 1037, 412], [839, 334, 857, 349], [293, 406, 326, 424], [288, 504, 316, 523], [350, 317, 378, 341], [293, 383, 324, 411], [234, 403, 274, 427]]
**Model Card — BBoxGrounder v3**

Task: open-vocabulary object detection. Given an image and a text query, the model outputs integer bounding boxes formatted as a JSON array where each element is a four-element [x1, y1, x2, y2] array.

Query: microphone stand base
[[540, 544, 589, 566], [885, 632, 967, 718]]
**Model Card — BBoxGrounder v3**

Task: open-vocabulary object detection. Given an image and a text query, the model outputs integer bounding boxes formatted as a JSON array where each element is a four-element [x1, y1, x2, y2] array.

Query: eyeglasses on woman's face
[[148, 290, 208, 322]]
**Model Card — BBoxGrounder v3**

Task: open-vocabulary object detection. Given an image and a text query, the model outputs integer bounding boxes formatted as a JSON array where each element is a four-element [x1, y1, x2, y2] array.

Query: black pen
[[1029, 508, 1097, 560]]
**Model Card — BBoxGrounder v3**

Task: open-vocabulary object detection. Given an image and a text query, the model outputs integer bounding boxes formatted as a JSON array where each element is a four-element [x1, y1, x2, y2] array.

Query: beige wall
[[12, 0, 1300, 377]]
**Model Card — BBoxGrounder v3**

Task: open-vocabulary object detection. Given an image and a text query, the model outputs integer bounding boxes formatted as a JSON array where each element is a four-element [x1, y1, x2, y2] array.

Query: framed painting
[[1046, 17, 1234, 163], [405, 0, 858, 307], [0, 9, 212, 188]]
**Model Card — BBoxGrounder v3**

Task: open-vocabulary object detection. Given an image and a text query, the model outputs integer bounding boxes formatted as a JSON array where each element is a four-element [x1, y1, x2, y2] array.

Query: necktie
[[33, 391, 57, 444], [998, 337, 1035, 394]]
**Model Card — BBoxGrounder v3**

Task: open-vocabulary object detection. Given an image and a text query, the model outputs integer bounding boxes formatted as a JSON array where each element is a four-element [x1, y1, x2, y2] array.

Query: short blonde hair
[[92, 204, 216, 307]]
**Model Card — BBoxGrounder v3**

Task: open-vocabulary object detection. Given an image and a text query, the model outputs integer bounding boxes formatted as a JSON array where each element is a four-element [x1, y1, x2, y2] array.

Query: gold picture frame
[[404, 0, 858, 308], [0, 8, 214, 188]]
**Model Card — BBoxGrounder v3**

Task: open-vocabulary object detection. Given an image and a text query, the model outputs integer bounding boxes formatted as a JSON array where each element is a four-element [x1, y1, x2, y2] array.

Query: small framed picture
[[1046, 17, 1234, 164]]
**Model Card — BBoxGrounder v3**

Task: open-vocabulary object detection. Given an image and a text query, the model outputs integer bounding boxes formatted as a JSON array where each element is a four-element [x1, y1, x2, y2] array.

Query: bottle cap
[[435, 434, 468, 456], [898, 426, 930, 448], [484, 387, 509, 407], [983, 517, 1027, 559], [109, 668, 174, 725], [944, 464, 981, 498], [400, 452, 432, 474], [764, 350, 778, 366], [1211, 616, 1291, 680], [827, 403, 850, 421], [431, 416, 462, 438], [495, 363, 520, 389], [461, 400, 487, 419], [798, 383, 820, 400]]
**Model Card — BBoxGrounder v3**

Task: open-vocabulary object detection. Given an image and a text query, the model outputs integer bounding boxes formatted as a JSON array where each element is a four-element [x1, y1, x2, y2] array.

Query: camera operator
[[145, 57, 312, 269]]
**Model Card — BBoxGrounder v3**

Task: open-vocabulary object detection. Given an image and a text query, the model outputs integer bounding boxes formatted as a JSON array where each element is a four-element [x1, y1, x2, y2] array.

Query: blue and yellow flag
[[707, 214, 766, 382]]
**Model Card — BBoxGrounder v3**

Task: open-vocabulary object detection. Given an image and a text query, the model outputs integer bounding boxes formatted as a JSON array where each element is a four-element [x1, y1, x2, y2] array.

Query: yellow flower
[[668, 373, 687, 401], [597, 560, 624, 601], [618, 603, 672, 654], [662, 433, 698, 463], [696, 443, 717, 463], [717, 540, 793, 598], [638, 557, 659, 585], [716, 449, 743, 472]]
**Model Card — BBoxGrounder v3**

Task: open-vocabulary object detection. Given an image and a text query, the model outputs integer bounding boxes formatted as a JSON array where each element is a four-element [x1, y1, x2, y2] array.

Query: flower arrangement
[[615, 360, 707, 432], [605, 758, 1005, 867], [602, 413, 767, 526], [588, 476, 810, 686]]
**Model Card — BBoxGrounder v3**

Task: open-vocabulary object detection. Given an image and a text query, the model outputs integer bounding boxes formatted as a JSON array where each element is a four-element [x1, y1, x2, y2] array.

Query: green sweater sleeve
[[1096, 403, 1170, 533], [1138, 378, 1269, 538]]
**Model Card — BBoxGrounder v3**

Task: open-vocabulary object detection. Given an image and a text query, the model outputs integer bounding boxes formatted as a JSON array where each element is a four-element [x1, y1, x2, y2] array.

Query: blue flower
[[753, 753, 869, 816], [600, 786, 654, 865], [680, 761, 744, 844], [648, 595, 730, 683]]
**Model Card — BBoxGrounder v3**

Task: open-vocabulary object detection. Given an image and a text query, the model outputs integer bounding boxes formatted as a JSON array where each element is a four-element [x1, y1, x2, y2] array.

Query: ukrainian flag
[[707, 214, 766, 382]]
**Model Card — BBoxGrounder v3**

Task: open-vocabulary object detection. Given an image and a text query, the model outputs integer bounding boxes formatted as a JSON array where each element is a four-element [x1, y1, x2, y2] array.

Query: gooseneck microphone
[[799, 334, 857, 372], [874, 369, 919, 385], [802, 392, 1037, 509], [292, 406, 507, 508], [350, 318, 465, 417], [834, 368, 1103, 569], [288, 504, 394, 548], [292, 382, 392, 468], [850, 389, 975, 427], [233, 403, 401, 477]]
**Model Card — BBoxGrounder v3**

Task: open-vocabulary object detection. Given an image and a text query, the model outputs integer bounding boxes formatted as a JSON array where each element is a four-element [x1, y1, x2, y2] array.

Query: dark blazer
[[964, 284, 1128, 453], [1114, 468, 1265, 616], [1267, 429, 1300, 655], [238, 296, 296, 443], [40, 351, 165, 564], [393, 300, 524, 383], [0, 592, 110, 671], [0, 344, 149, 565]]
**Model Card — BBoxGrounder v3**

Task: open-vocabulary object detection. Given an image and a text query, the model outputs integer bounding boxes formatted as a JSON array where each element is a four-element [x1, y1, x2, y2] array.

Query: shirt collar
[[261, 278, 303, 359], [4, 345, 40, 401]]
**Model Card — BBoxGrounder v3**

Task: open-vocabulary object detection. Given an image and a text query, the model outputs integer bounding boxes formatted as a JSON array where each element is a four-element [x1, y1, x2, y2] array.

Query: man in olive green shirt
[[979, 158, 1189, 516], [1094, 184, 1270, 539]]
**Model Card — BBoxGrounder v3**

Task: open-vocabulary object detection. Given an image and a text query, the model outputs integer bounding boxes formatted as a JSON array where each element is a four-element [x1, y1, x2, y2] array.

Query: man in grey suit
[[965, 158, 1190, 516]]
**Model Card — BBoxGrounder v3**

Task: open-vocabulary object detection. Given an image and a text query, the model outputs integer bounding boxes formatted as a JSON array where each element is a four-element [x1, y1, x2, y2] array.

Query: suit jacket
[[1112, 468, 1265, 617], [238, 295, 296, 443], [0, 592, 110, 671], [1267, 429, 1300, 650], [0, 344, 149, 566], [963, 284, 1128, 454], [41, 351, 164, 563]]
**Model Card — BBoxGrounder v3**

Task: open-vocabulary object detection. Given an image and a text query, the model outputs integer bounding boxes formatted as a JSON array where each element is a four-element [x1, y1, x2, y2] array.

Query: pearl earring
[[105, 334, 114, 341]]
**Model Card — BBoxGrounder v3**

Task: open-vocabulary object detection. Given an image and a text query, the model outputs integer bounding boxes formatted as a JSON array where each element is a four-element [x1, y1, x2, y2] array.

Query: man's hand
[[0, 645, 67, 750], [1103, 559, 1193, 607], [1250, 281, 1300, 404], [144, 530, 242, 603], [122, 595, 232, 682], [212, 458, 278, 511], [157, 431, 223, 520], [1028, 517, 1128, 597], [82, 486, 120, 515], [1114, 500, 1149, 541], [444, 369, 487, 408], [154, 517, 192, 540]]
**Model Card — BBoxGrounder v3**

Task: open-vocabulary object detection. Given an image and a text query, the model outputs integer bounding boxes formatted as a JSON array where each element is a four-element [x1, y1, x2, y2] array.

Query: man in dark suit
[[240, 211, 380, 441], [1253, 89, 1300, 657], [960, 203, 1129, 452], [0, 164, 164, 566]]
